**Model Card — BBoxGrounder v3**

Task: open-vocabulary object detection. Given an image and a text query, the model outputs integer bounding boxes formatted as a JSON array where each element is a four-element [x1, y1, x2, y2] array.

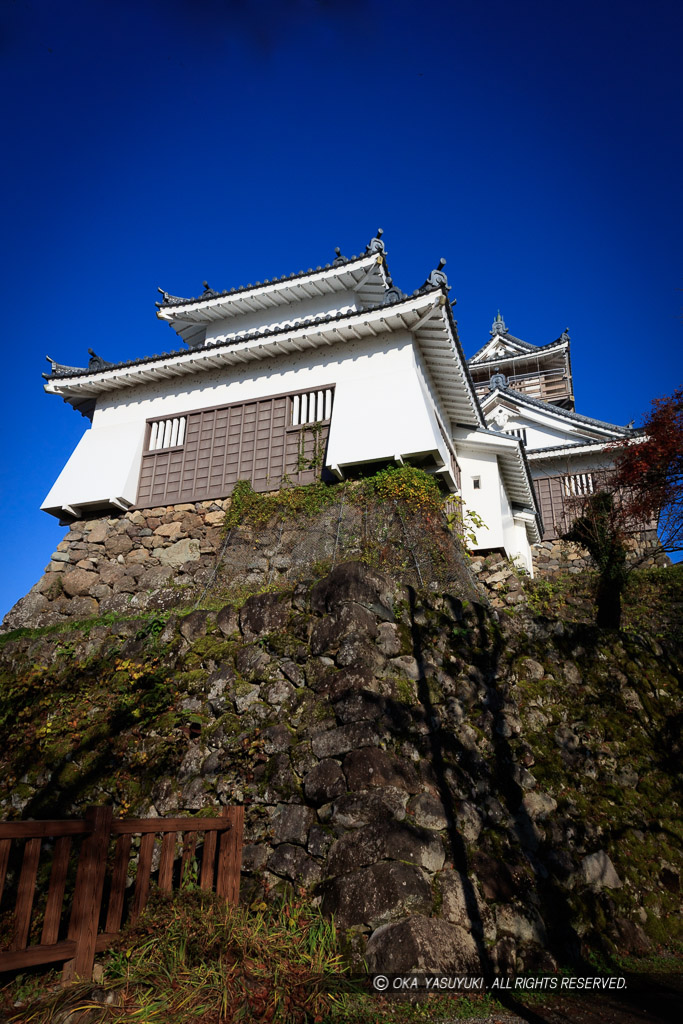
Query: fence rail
[[0, 805, 243, 980]]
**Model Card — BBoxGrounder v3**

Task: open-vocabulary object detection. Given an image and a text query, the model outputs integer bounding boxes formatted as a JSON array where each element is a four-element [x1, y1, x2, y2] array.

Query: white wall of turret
[[42, 332, 455, 517]]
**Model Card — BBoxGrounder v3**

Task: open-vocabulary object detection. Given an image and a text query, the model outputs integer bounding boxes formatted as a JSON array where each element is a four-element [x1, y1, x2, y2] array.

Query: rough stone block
[[62, 568, 99, 597], [330, 788, 408, 828], [303, 759, 346, 805], [310, 602, 378, 655], [240, 591, 291, 638], [343, 747, 419, 794], [327, 820, 445, 876], [179, 610, 209, 642], [310, 561, 396, 621], [321, 861, 431, 929], [271, 803, 315, 845], [154, 538, 200, 567], [408, 793, 449, 831], [580, 850, 622, 890], [365, 915, 481, 974], [267, 844, 321, 886], [311, 722, 378, 759], [216, 604, 239, 636]]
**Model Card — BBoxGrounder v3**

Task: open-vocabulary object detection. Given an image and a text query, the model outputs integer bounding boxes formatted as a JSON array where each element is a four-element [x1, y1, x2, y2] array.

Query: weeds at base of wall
[[223, 466, 450, 532], [0, 888, 509, 1024]]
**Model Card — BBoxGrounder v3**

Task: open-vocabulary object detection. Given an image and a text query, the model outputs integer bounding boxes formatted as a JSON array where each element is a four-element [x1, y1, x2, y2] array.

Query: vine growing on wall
[[222, 465, 488, 544], [445, 496, 488, 548], [295, 422, 325, 473]]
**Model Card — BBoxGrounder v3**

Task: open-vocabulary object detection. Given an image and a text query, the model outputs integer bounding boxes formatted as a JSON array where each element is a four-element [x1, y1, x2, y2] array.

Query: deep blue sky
[[1, 0, 681, 617]]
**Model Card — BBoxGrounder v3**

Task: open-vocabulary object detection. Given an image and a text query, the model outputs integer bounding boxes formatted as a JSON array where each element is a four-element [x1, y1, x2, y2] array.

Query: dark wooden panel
[[0, 939, 77, 971], [199, 830, 217, 891], [0, 839, 10, 909], [41, 837, 72, 945], [66, 805, 112, 979], [216, 807, 243, 906], [138, 391, 332, 506], [130, 833, 155, 925], [157, 833, 175, 893], [13, 838, 42, 950], [0, 821, 89, 840], [104, 834, 131, 935], [534, 476, 568, 540], [111, 816, 232, 834]]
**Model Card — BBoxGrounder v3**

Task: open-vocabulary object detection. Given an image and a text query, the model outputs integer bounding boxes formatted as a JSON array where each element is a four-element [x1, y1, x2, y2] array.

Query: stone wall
[[532, 530, 668, 580], [3, 501, 230, 631], [2, 496, 480, 633], [2, 560, 680, 973]]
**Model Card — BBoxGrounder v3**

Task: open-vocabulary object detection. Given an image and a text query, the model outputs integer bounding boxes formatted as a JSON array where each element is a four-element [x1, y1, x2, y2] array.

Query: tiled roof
[[484, 385, 633, 435], [156, 232, 387, 310], [469, 335, 567, 364], [44, 282, 445, 381]]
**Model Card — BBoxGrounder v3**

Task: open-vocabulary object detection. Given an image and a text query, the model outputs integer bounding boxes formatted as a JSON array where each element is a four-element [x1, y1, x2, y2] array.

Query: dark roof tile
[[486, 385, 633, 434], [47, 284, 443, 381]]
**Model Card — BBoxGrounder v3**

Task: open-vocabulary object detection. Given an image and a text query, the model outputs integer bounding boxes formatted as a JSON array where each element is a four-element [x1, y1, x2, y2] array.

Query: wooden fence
[[0, 805, 244, 979]]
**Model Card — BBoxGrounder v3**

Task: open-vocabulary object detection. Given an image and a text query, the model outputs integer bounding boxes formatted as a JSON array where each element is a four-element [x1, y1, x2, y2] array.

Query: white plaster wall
[[485, 407, 605, 450], [500, 475, 517, 553], [45, 333, 447, 513], [509, 519, 533, 573], [203, 289, 360, 345], [42, 422, 144, 515], [457, 450, 505, 550], [528, 449, 617, 482]]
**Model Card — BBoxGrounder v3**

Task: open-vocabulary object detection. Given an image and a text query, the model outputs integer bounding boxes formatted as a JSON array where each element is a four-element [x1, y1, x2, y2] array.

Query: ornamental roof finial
[[333, 246, 345, 265], [87, 349, 115, 371], [424, 257, 450, 291], [490, 310, 507, 336], [365, 228, 385, 255]]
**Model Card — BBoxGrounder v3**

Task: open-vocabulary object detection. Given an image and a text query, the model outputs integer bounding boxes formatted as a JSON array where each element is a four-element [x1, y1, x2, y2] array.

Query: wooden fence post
[[216, 806, 244, 906], [63, 805, 113, 981]]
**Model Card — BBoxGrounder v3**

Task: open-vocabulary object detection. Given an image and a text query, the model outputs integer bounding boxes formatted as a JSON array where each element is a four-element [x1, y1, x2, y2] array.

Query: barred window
[[506, 427, 527, 445], [563, 472, 595, 498], [290, 388, 334, 426], [147, 416, 187, 451]]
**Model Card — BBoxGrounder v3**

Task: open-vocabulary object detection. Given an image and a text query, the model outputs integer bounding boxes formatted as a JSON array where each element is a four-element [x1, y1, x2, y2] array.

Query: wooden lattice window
[[562, 472, 595, 498], [147, 416, 187, 451], [290, 388, 334, 426]]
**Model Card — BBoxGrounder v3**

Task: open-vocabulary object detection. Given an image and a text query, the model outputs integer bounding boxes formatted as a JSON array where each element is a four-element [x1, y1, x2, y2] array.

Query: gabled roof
[[481, 385, 633, 437], [468, 312, 570, 366], [469, 336, 569, 367]]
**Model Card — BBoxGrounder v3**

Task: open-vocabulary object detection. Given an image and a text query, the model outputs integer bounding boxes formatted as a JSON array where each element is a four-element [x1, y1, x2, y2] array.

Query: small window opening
[[473, 477, 481, 490]]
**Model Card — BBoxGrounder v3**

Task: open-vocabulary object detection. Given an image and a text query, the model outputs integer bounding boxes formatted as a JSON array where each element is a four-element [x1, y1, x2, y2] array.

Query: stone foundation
[[1, 560, 678, 970], [3, 501, 230, 631], [2, 496, 480, 633], [532, 530, 669, 580]]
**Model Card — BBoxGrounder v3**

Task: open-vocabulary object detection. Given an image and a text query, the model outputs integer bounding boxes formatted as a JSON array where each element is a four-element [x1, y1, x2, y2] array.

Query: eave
[[480, 387, 631, 439], [157, 254, 389, 342], [469, 339, 568, 370], [526, 439, 626, 461], [45, 290, 484, 430]]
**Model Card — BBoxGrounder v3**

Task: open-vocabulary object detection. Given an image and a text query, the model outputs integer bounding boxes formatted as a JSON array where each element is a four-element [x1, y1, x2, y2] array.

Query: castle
[[41, 232, 633, 576]]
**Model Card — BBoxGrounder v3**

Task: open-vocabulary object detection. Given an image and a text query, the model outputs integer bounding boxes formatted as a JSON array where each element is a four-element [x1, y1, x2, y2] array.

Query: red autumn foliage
[[609, 386, 683, 553]]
